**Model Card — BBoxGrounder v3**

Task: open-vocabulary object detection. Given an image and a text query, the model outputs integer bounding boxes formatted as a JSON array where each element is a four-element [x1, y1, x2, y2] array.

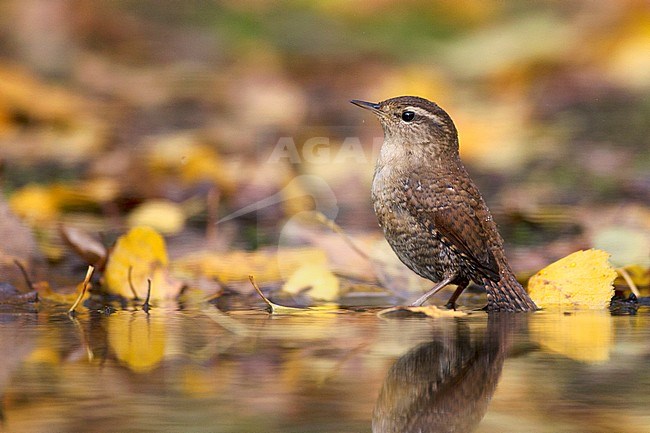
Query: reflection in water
[[373, 315, 525, 433]]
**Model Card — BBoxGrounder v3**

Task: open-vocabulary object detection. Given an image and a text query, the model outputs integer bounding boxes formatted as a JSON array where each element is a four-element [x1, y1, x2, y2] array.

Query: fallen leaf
[[127, 199, 186, 234], [174, 247, 328, 283], [35, 281, 88, 306], [60, 225, 107, 268], [104, 226, 183, 301], [145, 134, 234, 192], [527, 249, 617, 310], [249, 275, 339, 315], [282, 260, 340, 302], [377, 305, 466, 318], [9, 184, 60, 223]]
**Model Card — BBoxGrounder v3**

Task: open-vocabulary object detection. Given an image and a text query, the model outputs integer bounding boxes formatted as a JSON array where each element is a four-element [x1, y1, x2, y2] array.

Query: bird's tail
[[483, 270, 537, 312]]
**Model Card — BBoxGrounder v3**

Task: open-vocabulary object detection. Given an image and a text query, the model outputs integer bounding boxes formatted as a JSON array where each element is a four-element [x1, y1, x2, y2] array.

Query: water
[[1, 308, 648, 433]]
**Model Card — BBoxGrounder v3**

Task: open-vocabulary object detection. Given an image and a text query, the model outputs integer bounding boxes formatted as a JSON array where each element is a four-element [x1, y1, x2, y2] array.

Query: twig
[[13, 259, 35, 292], [142, 279, 152, 313], [127, 266, 141, 300], [249, 275, 272, 310], [617, 267, 641, 298], [69, 265, 95, 316]]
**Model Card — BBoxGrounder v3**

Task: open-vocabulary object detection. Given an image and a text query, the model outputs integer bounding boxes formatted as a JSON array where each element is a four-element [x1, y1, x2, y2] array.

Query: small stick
[[248, 274, 306, 314], [617, 267, 641, 298], [248, 275, 272, 309], [127, 266, 141, 300], [142, 279, 152, 313], [69, 265, 95, 315], [13, 259, 35, 292]]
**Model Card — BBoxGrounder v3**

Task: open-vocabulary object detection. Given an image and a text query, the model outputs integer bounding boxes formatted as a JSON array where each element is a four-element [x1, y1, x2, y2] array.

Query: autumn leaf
[[9, 184, 60, 223], [104, 226, 183, 301], [527, 249, 617, 310], [60, 225, 107, 268], [127, 199, 186, 235], [282, 260, 340, 302], [377, 305, 466, 319], [250, 275, 339, 315], [35, 281, 87, 306], [174, 247, 328, 284]]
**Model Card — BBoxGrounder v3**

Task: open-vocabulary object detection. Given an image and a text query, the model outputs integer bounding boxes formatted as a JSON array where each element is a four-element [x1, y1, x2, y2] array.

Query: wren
[[352, 96, 537, 312]]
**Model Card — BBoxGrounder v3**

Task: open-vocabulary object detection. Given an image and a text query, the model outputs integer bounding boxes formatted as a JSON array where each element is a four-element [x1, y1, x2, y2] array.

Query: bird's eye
[[401, 111, 415, 122]]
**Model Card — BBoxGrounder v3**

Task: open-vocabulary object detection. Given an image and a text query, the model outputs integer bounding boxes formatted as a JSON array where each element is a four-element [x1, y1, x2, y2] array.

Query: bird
[[351, 96, 537, 312]]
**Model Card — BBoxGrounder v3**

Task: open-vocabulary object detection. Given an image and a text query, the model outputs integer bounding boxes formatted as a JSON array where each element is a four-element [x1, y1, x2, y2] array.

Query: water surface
[[1, 308, 648, 433]]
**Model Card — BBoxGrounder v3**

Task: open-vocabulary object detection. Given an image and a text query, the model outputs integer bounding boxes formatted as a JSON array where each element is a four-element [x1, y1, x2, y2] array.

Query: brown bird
[[351, 96, 537, 312]]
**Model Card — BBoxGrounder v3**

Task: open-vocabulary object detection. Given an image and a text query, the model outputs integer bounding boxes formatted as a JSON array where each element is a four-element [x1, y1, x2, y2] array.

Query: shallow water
[[1, 307, 648, 433]]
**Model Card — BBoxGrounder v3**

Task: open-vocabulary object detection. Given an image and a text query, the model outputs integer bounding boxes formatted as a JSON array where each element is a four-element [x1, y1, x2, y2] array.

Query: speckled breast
[[371, 173, 462, 283]]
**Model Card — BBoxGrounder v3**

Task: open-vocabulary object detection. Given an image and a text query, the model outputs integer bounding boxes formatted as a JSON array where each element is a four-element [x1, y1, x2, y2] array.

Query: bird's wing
[[409, 185, 501, 281]]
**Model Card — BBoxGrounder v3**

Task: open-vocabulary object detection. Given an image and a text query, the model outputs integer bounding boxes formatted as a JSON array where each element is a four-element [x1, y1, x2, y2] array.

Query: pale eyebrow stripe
[[408, 106, 443, 123]]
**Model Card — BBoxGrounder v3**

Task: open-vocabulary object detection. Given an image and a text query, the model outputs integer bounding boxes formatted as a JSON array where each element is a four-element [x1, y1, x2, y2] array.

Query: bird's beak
[[350, 99, 381, 113]]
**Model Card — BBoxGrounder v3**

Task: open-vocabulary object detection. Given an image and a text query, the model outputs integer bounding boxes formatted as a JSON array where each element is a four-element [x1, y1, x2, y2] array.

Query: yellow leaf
[[175, 247, 327, 283], [127, 199, 186, 234], [35, 280, 92, 310], [530, 311, 613, 363], [53, 179, 119, 208], [9, 184, 59, 223], [528, 249, 617, 310], [104, 226, 182, 301], [145, 134, 234, 192], [377, 305, 466, 318], [108, 311, 166, 373], [282, 261, 340, 302]]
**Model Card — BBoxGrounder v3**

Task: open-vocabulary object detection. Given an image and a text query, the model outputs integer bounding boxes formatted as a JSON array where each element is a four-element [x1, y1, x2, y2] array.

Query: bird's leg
[[410, 274, 455, 307], [444, 279, 469, 310]]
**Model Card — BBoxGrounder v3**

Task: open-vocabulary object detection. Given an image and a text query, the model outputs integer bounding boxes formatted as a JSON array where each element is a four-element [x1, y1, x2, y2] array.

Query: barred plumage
[[352, 96, 537, 312]]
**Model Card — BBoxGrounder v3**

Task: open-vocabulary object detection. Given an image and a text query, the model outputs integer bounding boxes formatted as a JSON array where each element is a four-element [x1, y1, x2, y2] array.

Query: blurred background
[[0, 0, 648, 285], [0, 4, 649, 432]]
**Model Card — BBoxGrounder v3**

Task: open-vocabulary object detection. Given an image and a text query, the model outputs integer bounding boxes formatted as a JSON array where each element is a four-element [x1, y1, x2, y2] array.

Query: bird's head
[[351, 96, 459, 156]]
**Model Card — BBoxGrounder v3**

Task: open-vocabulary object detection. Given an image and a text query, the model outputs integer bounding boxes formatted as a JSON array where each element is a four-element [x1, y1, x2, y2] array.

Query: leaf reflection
[[373, 315, 525, 433]]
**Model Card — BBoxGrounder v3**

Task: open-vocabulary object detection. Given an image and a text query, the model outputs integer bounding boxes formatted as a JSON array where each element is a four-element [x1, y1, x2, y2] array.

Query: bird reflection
[[373, 314, 525, 433]]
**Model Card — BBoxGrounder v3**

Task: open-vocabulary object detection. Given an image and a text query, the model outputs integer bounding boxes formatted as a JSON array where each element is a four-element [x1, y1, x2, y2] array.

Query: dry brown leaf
[[60, 225, 107, 268]]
